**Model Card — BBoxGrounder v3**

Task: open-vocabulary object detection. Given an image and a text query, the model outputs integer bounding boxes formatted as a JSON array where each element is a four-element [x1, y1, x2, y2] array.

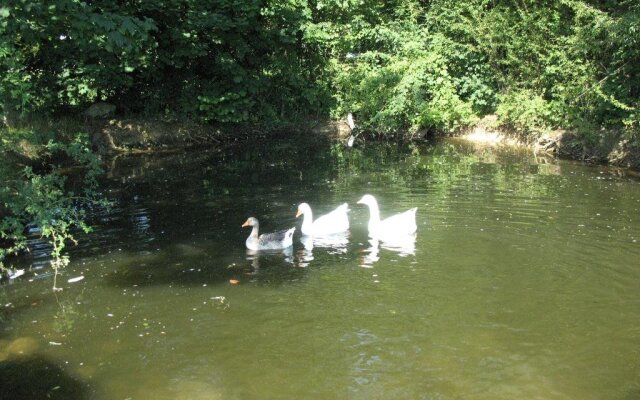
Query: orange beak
[[295, 209, 302, 218], [241, 220, 249, 227]]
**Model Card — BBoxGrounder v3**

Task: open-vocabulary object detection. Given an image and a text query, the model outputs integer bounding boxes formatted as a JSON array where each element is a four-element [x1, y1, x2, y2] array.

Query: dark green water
[[1, 136, 640, 399]]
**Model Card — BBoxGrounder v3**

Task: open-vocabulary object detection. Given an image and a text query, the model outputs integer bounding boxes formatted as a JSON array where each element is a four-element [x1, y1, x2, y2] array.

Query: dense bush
[[0, 0, 638, 135], [323, 0, 638, 138], [495, 89, 560, 134], [0, 0, 330, 123]]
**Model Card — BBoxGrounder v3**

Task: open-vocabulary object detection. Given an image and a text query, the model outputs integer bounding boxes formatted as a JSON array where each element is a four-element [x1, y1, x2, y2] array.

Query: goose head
[[357, 194, 378, 208], [241, 217, 259, 228], [295, 203, 312, 218]]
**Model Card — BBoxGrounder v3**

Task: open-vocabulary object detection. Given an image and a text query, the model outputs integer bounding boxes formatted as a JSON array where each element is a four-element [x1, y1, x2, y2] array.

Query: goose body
[[242, 217, 295, 250], [296, 202, 350, 236], [357, 194, 417, 237]]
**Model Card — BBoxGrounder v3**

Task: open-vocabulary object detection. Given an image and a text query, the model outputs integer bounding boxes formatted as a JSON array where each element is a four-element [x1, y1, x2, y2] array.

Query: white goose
[[296, 202, 349, 236], [242, 217, 295, 250], [357, 194, 417, 237]]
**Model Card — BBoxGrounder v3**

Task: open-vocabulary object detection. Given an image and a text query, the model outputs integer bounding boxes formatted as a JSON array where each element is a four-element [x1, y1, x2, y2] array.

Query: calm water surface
[[1, 136, 640, 399]]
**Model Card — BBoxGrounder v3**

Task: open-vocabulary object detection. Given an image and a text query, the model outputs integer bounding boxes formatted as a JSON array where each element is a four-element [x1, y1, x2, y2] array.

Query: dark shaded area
[[86, 136, 427, 288], [0, 292, 56, 339], [624, 386, 640, 400], [557, 130, 640, 170], [15, 137, 612, 291], [0, 355, 91, 400], [1, 1, 332, 122], [101, 246, 310, 288], [6, 138, 438, 290]]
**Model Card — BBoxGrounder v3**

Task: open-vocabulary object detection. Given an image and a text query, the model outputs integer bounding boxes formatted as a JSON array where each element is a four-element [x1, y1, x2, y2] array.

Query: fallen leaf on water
[[229, 279, 240, 285]]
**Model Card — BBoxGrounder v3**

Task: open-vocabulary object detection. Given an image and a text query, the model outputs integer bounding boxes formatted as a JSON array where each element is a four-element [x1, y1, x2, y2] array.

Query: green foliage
[[0, 1, 157, 113], [0, 129, 106, 285], [332, 35, 478, 134], [315, 2, 483, 134], [0, 0, 638, 138], [0, 0, 330, 123], [495, 89, 560, 134], [322, 0, 637, 138]]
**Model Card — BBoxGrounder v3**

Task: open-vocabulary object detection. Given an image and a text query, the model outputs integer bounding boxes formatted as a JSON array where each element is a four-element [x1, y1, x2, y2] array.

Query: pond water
[[1, 135, 640, 399]]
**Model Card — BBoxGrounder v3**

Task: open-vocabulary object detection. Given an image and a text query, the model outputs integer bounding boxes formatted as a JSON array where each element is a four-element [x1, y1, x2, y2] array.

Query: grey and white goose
[[241, 217, 295, 250]]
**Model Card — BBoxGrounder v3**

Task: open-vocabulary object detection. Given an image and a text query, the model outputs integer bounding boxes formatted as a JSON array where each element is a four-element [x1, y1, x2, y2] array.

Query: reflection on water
[[373, 232, 416, 255], [299, 233, 350, 253], [360, 234, 416, 268], [2, 136, 640, 400], [246, 247, 294, 270], [297, 233, 350, 267], [360, 238, 380, 267]]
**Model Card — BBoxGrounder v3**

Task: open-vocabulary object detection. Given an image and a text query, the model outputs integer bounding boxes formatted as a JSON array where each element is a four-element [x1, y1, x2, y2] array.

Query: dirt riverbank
[[454, 116, 640, 171], [75, 115, 640, 171]]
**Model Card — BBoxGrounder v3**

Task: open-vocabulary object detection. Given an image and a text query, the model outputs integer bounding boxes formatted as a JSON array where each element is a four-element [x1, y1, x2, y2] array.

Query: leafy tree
[[1, 0, 637, 137]]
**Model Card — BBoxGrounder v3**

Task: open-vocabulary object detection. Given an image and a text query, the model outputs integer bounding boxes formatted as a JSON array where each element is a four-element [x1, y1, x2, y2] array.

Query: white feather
[[357, 194, 417, 236], [297, 202, 350, 236]]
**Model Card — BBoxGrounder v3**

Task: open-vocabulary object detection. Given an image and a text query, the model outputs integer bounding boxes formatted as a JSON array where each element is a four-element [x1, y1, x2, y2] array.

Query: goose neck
[[367, 202, 381, 225], [249, 224, 259, 238], [301, 209, 313, 230]]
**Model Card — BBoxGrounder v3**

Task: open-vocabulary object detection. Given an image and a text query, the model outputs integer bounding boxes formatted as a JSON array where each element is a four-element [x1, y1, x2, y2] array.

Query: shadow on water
[[624, 387, 640, 400], [13, 134, 620, 293], [101, 242, 308, 288], [0, 291, 59, 339], [16, 136, 547, 290], [0, 355, 91, 400], [244, 247, 312, 284], [18, 134, 630, 290]]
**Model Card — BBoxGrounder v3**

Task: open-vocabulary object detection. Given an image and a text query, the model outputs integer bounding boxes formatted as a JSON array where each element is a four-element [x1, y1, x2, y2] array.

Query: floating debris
[[68, 276, 85, 283], [210, 296, 229, 309], [9, 269, 25, 280], [229, 279, 240, 285]]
